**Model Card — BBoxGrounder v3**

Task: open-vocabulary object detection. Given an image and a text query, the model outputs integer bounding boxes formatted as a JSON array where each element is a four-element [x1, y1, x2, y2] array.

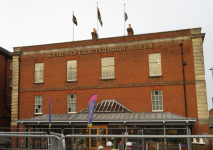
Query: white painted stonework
[[191, 28, 209, 124]]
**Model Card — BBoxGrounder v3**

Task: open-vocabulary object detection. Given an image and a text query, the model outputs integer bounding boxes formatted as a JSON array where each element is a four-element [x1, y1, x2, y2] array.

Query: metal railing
[[0, 131, 209, 150], [0, 133, 60, 150], [58, 134, 209, 150]]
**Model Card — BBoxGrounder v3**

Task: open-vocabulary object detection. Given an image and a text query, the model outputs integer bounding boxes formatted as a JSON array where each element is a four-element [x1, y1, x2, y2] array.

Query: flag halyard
[[73, 15, 78, 26], [97, 7, 103, 26]]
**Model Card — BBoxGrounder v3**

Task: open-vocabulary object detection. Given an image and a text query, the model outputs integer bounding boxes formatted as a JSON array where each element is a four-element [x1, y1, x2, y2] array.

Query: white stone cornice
[[190, 33, 205, 43]]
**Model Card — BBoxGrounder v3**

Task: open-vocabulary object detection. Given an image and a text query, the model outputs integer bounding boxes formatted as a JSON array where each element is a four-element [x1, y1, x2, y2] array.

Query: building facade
[[11, 27, 210, 149], [0, 47, 12, 131]]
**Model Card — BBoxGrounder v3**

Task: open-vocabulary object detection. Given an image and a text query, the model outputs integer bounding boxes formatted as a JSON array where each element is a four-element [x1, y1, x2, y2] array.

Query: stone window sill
[[101, 78, 115, 81], [34, 82, 44, 84], [149, 75, 163, 78], [34, 113, 43, 116], [152, 110, 163, 112], [67, 80, 78, 83]]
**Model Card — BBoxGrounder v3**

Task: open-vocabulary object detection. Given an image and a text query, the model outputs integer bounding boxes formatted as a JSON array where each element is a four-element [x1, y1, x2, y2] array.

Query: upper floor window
[[35, 63, 44, 83], [10, 79, 12, 87], [101, 57, 114, 79], [151, 90, 163, 111], [67, 60, 77, 81], [35, 95, 43, 114], [10, 62, 12, 70], [149, 53, 162, 76], [67, 94, 76, 113]]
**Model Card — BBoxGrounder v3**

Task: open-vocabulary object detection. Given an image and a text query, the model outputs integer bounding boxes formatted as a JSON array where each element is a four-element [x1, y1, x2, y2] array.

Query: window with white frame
[[101, 57, 115, 79], [35, 63, 44, 83], [67, 94, 76, 113], [35, 95, 43, 114], [10, 79, 12, 87], [67, 60, 77, 81], [149, 53, 162, 76], [10, 62, 12, 70], [151, 90, 163, 111]]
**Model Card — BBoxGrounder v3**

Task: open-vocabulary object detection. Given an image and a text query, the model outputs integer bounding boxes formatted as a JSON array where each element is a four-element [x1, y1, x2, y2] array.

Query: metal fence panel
[[0, 133, 60, 150]]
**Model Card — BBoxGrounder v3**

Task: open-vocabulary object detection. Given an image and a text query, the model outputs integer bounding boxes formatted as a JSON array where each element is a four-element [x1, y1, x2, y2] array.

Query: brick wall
[[19, 41, 195, 89], [20, 29, 191, 53], [0, 53, 12, 128], [18, 40, 197, 117], [15, 28, 211, 149], [209, 109, 213, 117]]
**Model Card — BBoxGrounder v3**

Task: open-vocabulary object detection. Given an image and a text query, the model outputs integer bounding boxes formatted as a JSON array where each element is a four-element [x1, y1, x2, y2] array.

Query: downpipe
[[180, 43, 187, 117]]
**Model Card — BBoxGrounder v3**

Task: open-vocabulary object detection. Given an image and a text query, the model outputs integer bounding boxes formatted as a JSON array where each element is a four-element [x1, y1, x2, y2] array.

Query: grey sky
[[1, 0, 212, 110]]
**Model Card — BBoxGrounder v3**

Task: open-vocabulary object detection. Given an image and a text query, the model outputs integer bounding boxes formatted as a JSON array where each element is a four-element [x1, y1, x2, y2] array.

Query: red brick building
[[11, 27, 210, 149], [209, 99, 213, 117], [209, 109, 213, 117], [0, 47, 12, 130]]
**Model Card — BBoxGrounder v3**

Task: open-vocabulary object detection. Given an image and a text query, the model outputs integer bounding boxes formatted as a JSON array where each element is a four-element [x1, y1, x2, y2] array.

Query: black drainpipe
[[180, 43, 187, 117], [17, 56, 20, 148], [4, 56, 11, 112]]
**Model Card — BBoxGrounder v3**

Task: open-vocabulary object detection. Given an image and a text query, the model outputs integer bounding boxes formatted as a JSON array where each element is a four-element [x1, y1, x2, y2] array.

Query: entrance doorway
[[89, 126, 108, 150]]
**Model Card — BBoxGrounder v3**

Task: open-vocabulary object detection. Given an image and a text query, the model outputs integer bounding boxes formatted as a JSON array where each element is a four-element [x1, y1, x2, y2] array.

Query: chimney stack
[[127, 24, 134, 36], [91, 28, 98, 40]]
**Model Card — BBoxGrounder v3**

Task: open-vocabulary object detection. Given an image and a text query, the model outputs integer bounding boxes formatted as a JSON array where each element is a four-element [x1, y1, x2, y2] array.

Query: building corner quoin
[[10, 47, 20, 128], [190, 29, 209, 125]]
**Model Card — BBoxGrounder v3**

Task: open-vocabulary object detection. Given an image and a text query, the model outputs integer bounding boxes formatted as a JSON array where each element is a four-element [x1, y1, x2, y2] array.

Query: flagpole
[[124, 4, 125, 36], [97, 2, 99, 39], [73, 11, 74, 41]]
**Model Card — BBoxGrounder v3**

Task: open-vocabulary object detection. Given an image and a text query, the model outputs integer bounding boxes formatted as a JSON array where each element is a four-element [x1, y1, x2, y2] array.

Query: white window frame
[[67, 60, 77, 81], [67, 94, 76, 113], [10, 79, 12, 87], [35, 63, 44, 83], [151, 90, 163, 112], [35, 95, 43, 114], [149, 53, 162, 76], [101, 57, 115, 79], [10, 62, 12, 70]]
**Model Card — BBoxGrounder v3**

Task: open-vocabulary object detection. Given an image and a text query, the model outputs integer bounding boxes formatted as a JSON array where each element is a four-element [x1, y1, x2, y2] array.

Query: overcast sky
[[1, 0, 213, 111]]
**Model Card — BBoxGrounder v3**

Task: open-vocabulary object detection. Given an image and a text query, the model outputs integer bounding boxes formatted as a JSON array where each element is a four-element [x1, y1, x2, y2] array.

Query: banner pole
[[97, 2, 99, 39], [73, 11, 74, 41], [124, 4, 125, 36]]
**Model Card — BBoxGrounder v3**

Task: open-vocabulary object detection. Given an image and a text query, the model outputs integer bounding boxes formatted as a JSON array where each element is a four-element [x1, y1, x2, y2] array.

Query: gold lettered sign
[[48, 44, 153, 58]]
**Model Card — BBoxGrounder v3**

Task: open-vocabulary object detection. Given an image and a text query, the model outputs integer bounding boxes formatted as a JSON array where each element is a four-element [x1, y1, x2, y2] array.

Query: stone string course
[[20, 80, 196, 92]]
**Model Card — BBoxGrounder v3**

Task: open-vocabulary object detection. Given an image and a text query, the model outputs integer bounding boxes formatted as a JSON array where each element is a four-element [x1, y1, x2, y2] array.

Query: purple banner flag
[[87, 94, 98, 127], [49, 96, 52, 131]]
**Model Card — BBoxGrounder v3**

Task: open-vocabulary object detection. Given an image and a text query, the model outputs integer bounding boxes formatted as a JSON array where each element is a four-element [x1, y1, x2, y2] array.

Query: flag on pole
[[49, 96, 52, 131], [97, 7, 103, 26], [87, 94, 98, 127], [73, 15, 78, 26], [125, 12, 128, 21]]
